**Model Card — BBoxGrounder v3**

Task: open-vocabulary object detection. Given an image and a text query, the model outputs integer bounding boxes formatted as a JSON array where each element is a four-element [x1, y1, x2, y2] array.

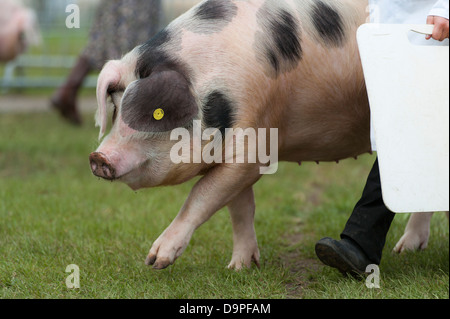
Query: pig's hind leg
[[227, 186, 260, 270], [393, 212, 434, 253]]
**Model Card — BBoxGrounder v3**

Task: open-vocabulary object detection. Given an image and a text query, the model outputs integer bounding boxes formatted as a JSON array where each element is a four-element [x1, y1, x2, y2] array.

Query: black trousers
[[341, 158, 396, 265]]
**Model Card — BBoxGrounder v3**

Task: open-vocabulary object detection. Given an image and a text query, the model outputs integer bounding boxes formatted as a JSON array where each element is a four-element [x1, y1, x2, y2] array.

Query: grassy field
[[0, 110, 448, 300]]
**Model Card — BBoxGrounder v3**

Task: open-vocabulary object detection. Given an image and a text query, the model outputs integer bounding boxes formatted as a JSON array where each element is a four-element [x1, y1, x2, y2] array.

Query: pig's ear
[[95, 61, 122, 140], [121, 71, 198, 133]]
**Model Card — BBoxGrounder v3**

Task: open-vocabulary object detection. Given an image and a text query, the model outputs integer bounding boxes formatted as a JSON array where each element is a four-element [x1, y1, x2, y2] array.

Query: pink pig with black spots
[[90, 0, 372, 270]]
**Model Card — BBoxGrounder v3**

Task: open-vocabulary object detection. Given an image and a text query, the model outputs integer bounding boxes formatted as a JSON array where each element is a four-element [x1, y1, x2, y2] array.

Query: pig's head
[[90, 52, 202, 190]]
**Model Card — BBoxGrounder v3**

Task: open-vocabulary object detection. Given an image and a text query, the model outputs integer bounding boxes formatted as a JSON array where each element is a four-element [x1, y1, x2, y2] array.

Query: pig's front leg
[[227, 186, 260, 270], [145, 164, 261, 270]]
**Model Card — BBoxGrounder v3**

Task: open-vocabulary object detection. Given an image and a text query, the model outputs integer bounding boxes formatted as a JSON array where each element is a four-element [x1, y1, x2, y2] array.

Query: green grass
[[0, 110, 448, 299]]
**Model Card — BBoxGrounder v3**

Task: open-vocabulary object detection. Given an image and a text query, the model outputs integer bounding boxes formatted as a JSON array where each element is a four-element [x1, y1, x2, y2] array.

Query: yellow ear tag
[[153, 108, 164, 121]]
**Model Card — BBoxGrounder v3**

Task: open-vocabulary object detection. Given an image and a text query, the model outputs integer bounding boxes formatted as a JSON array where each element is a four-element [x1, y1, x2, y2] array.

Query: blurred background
[[0, 1, 448, 300], [0, 0, 200, 97]]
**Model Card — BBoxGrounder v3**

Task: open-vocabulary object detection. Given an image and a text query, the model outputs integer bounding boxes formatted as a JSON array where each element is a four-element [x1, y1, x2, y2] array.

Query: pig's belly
[[278, 110, 372, 163]]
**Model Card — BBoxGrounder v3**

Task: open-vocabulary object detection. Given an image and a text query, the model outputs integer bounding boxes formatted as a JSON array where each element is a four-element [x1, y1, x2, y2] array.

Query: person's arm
[[426, 0, 449, 41]]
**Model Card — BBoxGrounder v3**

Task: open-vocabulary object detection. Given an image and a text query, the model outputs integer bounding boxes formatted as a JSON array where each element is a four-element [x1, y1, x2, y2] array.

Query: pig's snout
[[89, 152, 116, 180]]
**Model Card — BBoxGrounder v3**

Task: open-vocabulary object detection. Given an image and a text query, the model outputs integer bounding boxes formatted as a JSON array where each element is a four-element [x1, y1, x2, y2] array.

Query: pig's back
[[153, 0, 371, 162]]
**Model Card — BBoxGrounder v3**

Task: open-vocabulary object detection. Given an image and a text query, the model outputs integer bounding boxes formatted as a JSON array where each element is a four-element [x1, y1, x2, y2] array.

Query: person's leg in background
[[51, 0, 162, 125], [50, 56, 91, 125]]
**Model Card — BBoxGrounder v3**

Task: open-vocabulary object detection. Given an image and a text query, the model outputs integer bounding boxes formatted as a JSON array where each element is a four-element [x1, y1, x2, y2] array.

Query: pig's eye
[[112, 105, 117, 124], [109, 91, 122, 125]]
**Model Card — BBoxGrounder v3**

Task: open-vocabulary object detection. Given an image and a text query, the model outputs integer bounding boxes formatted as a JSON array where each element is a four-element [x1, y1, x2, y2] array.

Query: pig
[[0, 0, 40, 62], [90, 0, 373, 270]]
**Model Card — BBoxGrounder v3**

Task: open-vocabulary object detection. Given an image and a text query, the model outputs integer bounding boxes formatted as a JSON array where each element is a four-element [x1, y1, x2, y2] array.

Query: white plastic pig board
[[357, 24, 449, 213]]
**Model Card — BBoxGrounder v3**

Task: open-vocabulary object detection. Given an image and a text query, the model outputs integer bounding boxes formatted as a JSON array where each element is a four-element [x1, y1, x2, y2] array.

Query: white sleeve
[[429, 0, 449, 19]]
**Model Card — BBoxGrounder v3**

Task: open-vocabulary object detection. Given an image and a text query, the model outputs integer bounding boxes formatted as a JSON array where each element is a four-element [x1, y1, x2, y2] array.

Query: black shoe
[[315, 237, 373, 277]]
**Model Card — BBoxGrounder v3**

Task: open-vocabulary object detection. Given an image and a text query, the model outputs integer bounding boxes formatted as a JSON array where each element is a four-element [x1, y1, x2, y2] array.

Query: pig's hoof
[[145, 225, 194, 270], [227, 251, 260, 271], [145, 255, 173, 270], [393, 231, 429, 253], [144, 255, 156, 266]]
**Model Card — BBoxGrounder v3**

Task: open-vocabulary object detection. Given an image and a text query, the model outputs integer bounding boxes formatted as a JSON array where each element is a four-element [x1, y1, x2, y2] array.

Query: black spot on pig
[[188, 0, 238, 34], [311, 1, 345, 47], [255, 4, 302, 78], [147, 27, 171, 48], [121, 71, 198, 133], [194, 0, 238, 21], [203, 91, 236, 135], [136, 29, 177, 78], [270, 10, 302, 72]]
